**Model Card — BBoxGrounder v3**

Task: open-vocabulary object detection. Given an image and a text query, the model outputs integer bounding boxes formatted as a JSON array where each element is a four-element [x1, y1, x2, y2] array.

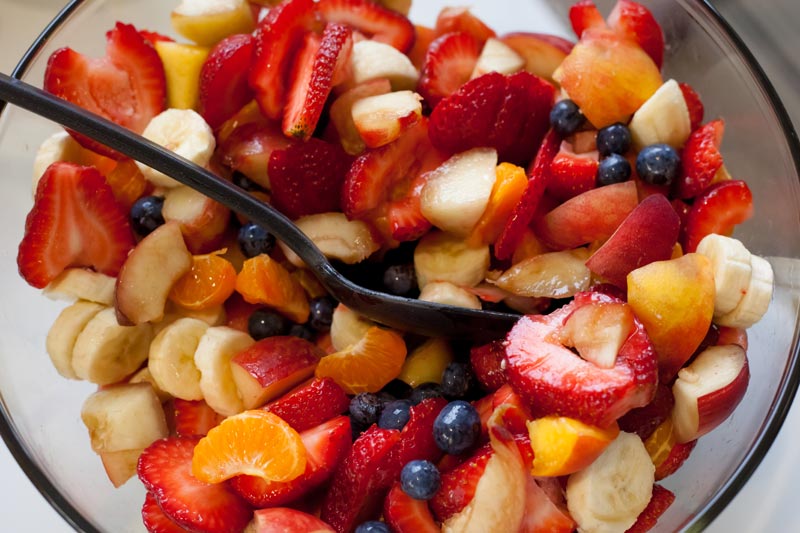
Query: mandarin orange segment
[[235, 255, 310, 323], [169, 251, 238, 311], [467, 163, 528, 247], [104, 159, 152, 209], [191, 410, 306, 484], [315, 326, 407, 394], [644, 417, 676, 469], [527, 416, 620, 477]]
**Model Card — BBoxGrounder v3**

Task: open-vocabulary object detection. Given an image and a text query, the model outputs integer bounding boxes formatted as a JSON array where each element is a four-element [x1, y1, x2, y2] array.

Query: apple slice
[[278, 212, 381, 268], [671, 344, 749, 443], [162, 184, 230, 254], [329, 78, 393, 155], [345, 40, 419, 91], [470, 38, 525, 79], [499, 32, 572, 83], [351, 90, 423, 148], [99, 448, 144, 488], [628, 79, 692, 150]]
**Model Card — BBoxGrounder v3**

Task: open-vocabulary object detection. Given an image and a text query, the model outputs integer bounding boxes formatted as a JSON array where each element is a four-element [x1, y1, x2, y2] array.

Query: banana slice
[[277, 212, 381, 268], [194, 326, 255, 416], [716, 254, 774, 329], [330, 304, 376, 352], [566, 431, 654, 533], [43, 268, 116, 306], [32, 131, 84, 194], [695, 234, 753, 317], [148, 317, 210, 400], [419, 281, 482, 310], [135, 108, 215, 188], [347, 40, 419, 91], [46, 301, 106, 379], [629, 79, 691, 149], [71, 308, 154, 385], [414, 230, 490, 289]]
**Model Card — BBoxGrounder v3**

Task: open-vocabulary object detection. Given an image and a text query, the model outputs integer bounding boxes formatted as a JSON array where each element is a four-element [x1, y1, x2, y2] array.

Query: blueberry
[[378, 399, 412, 430], [129, 195, 164, 236], [596, 123, 632, 157], [409, 382, 444, 405], [309, 296, 336, 331], [441, 361, 475, 399], [549, 99, 585, 136], [383, 264, 417, 296], [247, 309, 289, 340], [597, 153, 632, 186], [237, 222, 276, 258], [349, 392, 386, 428], [400, 460, 441, 500], [354, 521, 390, 533], [288, 323, 315, 341], [433, 400, 481, 455], [636, 144, 681, 186]]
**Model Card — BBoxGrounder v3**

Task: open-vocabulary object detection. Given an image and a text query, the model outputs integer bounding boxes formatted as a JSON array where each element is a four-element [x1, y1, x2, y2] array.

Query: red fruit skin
[[607, 0, 665, 68], [218, 119, 294, 191], [383, 482, 440, 533], [268, 138, 354, 219], [679, 82, 705, 131], [655, 439, 697, 480], [142, 492, 191, 533], [172, 399, 224, 438], [625, 485, 676, 533], [199, 33, 255, 130], [316, 0, 415, 52], [520, 476, 576, 533], [262, 377, 350, 432], [232, 336, 325, 388], [229, 415, 352, 508], [139, 30, 175, 45], [676, 119, 725, 199], [430, 442, 493, 522], [386, 169, 434, 242], [547, 141, 599, 201], [137, 437, 252, 533], [569, 0, 607, 38], [504, 290, 659, 427], [618, 383, 674, 441], [434, 6, 496, 44], [470, 340, 508, 392], [17, 162, 136, 289], [252, 507, 336, 532], [224, 292, 265, 333], [681, 179, 753, 253], [417, 31, 482, 108]]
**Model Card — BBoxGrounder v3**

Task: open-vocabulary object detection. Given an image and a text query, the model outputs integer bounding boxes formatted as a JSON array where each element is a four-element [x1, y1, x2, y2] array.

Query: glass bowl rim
[[1, 0, 799, 531]]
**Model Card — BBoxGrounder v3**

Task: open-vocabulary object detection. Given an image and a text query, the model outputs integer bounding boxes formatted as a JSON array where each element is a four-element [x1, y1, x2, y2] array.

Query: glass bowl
[[1, 0, 799, 532]]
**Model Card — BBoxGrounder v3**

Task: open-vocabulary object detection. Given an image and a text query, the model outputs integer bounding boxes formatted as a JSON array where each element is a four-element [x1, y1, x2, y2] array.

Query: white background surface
[[1, 1, 799, 532]]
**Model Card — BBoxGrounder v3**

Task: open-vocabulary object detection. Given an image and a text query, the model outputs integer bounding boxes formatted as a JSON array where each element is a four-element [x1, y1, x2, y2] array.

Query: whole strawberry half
[[607, 0, 665, 69], [199, 33, 255, 130], [141, 492, 190, 533], [430, 442, 493, 522], [681, 179, 753, 253], [316, 0, 416, 52], [676, 119, 725, 199], [383, 481, 439, 533], [417, 31, 482, 108], [44, 22, 166, 159], [262, 377, 350, 432], [18, 162, 135, 289]]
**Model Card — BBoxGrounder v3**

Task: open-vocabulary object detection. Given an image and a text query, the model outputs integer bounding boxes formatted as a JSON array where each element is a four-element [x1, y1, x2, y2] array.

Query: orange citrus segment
[[644, 417, 676, 469], [191, 410, 306, 484], [315, 326, 407, 394], [235, 254, 310, 323], [169, 251, 237, 310], [104, 159, 152, 209], [527, 416, 619, 477], [467, 163, 528, 247]]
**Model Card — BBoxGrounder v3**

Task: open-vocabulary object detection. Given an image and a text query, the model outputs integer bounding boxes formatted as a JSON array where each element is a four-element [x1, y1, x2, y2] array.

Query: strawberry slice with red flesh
[[229, 415, 352, 508], [250, 0, 318, 120], [316, 0, 415, 52], [430, 442, 493, 522], [569, 0, 607, 38], [137, 437, 253, 533], [44, 22, 166, 159], [520, 476, 577, 533], [618, 383, 674, 441], [17, 162, 135, 289], [470, 339, 508, 392], [679, 82, 705, 131], [417, 31, 481, 109], [199, 33, 255, 130], [218, 119, 295, 191], [547, 140, 599, 201], [320, 425, 401, 532], [268, 138, 354, 219], [434, 6, 497, 44], [262, 377, 350, 433], [172, 399, 224, 438], [504, 290, 658, 427], [139, 30, 175, 45], [142, 492, 191, 533], [283, 23, 353, 140], [494, 128, 560, 261], [607, 0, 665, 69], [386, 168, 434, 242], [676, 119, 725, 199], [383, 482, 439, 533], [625, 484, 676, 533], [681, 179, 753, 253], [655, 439, 696, 480]]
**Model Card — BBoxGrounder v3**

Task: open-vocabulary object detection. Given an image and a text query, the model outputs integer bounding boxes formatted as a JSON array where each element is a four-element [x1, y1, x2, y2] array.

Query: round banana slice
[[43, 268, 116, 306], [148, 317, 210, 400], [194, 326, 255, 416], [46, 301, 106, 379], [695, 233, 753, 316], [716, 254, 774, 329]]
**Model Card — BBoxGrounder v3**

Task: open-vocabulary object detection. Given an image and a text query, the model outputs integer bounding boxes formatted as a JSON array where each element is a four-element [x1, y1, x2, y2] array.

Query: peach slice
[[500, 32, 573, 83], [527, 416, 619, 477]]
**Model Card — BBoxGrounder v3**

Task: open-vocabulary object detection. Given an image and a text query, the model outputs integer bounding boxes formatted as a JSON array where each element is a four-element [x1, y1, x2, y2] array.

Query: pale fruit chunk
[[470, 37, 525, 79], [80, 383, 169, 453], [493, 248, 591, 299], [420, 148, 498, 237], [695, 233, 753, 317], [194, 326, 255, 416], [278, 212, 380, 268], [629, 79, 692, 150], [148, 317, 210, 401], [115, 221, 193, 325], [500, 32, 571, 83], [397, 337, 454, 387], [329, 304, 376, 352], [32, 131, 87, 194], [414, 230, 490, 289], [716, 254, 774, 329], [419, 281, 483, 310], [347, 40, 419, 91], [154, 41, 211, 110], [329, 78, 393, 155], [351, 90, 423, 148], [71, 308, 154, 385], [129, 366, 172, 404], [43, 268, 116, 306], [46, 301, 105, 380], [560, 302, 635, 369], [171, 0, 255, 46], [99, 448, 144, 488], [162, 184, 230, 254]]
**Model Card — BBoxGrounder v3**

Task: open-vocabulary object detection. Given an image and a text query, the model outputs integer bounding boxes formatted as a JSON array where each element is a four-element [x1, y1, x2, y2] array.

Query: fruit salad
[[14, 0, 775, 532]]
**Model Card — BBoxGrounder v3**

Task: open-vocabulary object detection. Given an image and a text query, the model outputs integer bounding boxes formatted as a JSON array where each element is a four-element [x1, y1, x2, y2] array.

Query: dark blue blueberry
[[636, 144, 681, 186], [383, 264, 417, 296], [400, 460, 441, 500], [409, 382, 444, 405], [247, 309, 289, 340], [549, 99, 585, 136], [237, 222, 276, 258], [288, 323, 314, 341], [433, 400, 481, 455], [309, 296, 336, 332], [378, 399, 412, 430], [129, 195, 164, 236], [440, 361, 475, 399], [354, 521, 390, 533], [597, 153, 632, 186], [596, 123, 632, 157], [349, 392, 386, 428]]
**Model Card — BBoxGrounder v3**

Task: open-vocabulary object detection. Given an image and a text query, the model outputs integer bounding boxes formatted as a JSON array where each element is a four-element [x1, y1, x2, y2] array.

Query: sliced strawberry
[[469, 340, 507, 392], [434, 6, 496, 44], [137, 437, 252, 533], [218, 117, 295, 191], [249, 0, 318, 120], [569, 0, 607, 38], [262, 377, 350, 432], [676, 119, 725, 199], [142, 492, 190, 533], [319, 425, 401, 532], [655, 439, 696, 480], [17, 162, 135, 289], [386, 169, 433, 242], [430, 442, 492, 522], [172, 399, 224, 438], [548, 140, 599, 201], [607, 0, 665, 68], [626, 484, 676, 533], [679, 82, 705, 131], [383, 482, 439, 533], [139, 30, 175, 45], [618, 383, 674, 441], [44, 22, 166, 159], [252, 507, 336, 532], [519, 476, 576, 533], [417, 32, 482, 109], [316, 0, 415, 52], [681, 179, 753, 253], [199, 33, 255, 130], [268, 138, 354, 219], [229, 415, 352, 508], [494, 128, 560, 261], [283, 23, 354, 140]]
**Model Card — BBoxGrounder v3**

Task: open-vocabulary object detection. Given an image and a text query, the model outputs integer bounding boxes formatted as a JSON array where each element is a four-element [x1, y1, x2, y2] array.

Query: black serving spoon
[[0, 72, 520, 341]]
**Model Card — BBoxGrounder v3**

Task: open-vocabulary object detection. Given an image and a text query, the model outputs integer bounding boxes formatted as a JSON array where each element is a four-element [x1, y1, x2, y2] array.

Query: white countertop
[[1, 1, 799, 532]]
